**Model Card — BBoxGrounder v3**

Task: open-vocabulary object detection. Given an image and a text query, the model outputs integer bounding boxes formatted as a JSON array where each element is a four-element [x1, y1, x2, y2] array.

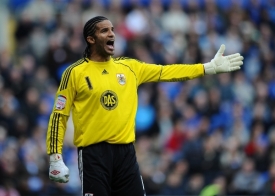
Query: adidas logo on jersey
[[102, 69, 109, 74]]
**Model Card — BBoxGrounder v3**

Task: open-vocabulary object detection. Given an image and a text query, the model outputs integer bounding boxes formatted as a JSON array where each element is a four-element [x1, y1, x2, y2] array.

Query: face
[[87, 20, 115, 57]]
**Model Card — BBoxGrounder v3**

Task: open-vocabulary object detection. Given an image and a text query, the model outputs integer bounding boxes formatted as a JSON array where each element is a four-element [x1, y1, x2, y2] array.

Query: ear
[[87, 36, 95, 44]]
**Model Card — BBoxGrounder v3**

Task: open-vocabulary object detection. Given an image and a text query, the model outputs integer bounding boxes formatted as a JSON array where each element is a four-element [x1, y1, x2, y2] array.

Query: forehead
[[96, 20, 113, 29]]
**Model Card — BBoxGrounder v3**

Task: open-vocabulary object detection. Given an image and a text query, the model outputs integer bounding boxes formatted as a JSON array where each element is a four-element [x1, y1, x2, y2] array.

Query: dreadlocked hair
[[83, 16, 108, 58]]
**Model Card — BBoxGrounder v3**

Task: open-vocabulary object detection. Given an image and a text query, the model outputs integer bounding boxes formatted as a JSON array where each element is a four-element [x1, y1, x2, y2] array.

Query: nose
[[108, 29, 115, 38]]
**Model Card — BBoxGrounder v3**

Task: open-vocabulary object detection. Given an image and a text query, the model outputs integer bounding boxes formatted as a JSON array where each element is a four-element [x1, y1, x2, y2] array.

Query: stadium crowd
[[0, 0, 275, 195]]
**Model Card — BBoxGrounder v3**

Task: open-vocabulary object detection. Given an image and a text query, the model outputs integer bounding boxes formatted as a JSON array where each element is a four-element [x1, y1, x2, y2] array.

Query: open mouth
[[106, 40, 114, 50]]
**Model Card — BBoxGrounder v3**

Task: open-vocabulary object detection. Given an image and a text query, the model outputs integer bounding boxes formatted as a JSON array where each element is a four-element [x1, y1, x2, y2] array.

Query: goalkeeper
[[46, 16, 243, 196]]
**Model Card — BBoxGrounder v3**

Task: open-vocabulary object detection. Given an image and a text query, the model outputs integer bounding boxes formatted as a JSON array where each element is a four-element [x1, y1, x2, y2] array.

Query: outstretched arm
[[124, 44, 243, 85]]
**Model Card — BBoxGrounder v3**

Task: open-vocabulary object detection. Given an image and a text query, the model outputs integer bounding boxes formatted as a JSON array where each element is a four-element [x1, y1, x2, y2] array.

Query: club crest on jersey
[[56, 95, 66, 110], [116, 73, 126, 85]]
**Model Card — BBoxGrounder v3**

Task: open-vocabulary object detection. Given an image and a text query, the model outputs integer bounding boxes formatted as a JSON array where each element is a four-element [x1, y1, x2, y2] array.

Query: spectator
[[261, 161, 275, 195], [232, 157, 263, 195], [201, 135, 222, 185], [160, 171, 185, 195], [176, 129, 204, 175], [183, 173, 204, 195]]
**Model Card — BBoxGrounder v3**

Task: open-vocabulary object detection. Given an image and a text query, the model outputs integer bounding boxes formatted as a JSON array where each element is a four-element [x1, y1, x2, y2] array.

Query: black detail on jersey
[[50, 112, 60, 153], [160, 77, 190, 82], [102, 69, 109, 74], [114, 57, 131, 61], [60, 59, 85, 91], [85, 76, 93, 90], [114, 57, 144, 63], [158, 66, 163, 81]]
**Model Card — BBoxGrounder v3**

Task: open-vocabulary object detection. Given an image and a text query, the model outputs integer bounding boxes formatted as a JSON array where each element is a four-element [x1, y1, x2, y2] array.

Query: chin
[[107, 51, 115, 56]]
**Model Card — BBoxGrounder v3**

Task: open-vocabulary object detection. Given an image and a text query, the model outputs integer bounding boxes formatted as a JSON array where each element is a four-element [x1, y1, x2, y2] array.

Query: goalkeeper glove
[[49, 153, 69, 183], [204, 44, 244, 75]]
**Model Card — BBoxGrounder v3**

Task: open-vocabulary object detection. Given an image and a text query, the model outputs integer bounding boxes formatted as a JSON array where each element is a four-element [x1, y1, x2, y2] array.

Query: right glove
[[203, 44, 244, 75], [49, 153, 69, 183]]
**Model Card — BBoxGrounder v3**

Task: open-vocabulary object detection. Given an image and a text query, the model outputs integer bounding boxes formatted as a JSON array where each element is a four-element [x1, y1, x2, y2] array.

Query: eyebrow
[[100, 26, 114, 32]]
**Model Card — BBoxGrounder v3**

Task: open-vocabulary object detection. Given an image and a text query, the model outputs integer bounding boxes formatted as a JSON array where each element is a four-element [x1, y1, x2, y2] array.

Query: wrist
[[50, 153, 63, 162], [203, 60, 216, 75]]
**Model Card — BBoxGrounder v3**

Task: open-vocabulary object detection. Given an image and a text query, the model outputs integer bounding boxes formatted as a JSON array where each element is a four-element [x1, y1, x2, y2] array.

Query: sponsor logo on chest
[[100, 90, 118, 110]]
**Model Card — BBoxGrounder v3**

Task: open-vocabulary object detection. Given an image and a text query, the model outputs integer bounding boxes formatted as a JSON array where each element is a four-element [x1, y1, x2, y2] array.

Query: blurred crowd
[[0, 0, 275, 195]]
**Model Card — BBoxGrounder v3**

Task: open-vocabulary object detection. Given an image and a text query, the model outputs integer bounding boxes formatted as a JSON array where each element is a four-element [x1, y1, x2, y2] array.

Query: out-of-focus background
[[0, 0, 275, 195]]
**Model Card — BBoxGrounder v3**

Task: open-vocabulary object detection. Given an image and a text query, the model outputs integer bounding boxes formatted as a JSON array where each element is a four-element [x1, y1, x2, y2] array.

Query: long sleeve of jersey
[[117, 58, 205, 85], [47, 113, 69, 154], [46, 59, 79, 154]]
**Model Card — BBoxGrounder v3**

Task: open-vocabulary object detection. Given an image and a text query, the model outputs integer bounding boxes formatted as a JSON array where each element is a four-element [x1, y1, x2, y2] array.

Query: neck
[[89, 54, 111, 62]]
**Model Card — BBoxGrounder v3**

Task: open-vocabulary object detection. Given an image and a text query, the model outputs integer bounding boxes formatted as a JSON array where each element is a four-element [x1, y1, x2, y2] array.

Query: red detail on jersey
[[51, 170, 60, 175]]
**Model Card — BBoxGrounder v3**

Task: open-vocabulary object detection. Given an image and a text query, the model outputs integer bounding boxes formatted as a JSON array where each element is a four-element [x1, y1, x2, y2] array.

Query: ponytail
[[83, 45, 91, 58]]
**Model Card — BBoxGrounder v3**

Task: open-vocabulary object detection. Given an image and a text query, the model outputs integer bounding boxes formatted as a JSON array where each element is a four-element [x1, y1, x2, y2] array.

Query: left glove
[[49, 153, 69, 183], [204, 44, 244, 75]]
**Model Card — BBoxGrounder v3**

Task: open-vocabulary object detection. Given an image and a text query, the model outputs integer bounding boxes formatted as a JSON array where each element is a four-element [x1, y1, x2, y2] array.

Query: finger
[[231, 61, 243, 67], [215, 44, 226, 57], [59, 179, 67, 183], [225, 53, 240, 59], [55, 178, 61, 182], [53, 179, 60, 182], [230, 66, 241, 71], [49, 176, 56, 181], [230, 56, 244, 62], [50, 177, 65, 183]]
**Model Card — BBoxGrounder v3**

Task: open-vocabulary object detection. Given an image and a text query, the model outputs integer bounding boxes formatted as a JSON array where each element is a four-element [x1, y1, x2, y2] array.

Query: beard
[[94, 36, 114, 56]]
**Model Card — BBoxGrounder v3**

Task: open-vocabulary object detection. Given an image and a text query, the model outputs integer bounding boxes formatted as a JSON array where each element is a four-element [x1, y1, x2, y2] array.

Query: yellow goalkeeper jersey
[[46, 57, 204, 154]]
